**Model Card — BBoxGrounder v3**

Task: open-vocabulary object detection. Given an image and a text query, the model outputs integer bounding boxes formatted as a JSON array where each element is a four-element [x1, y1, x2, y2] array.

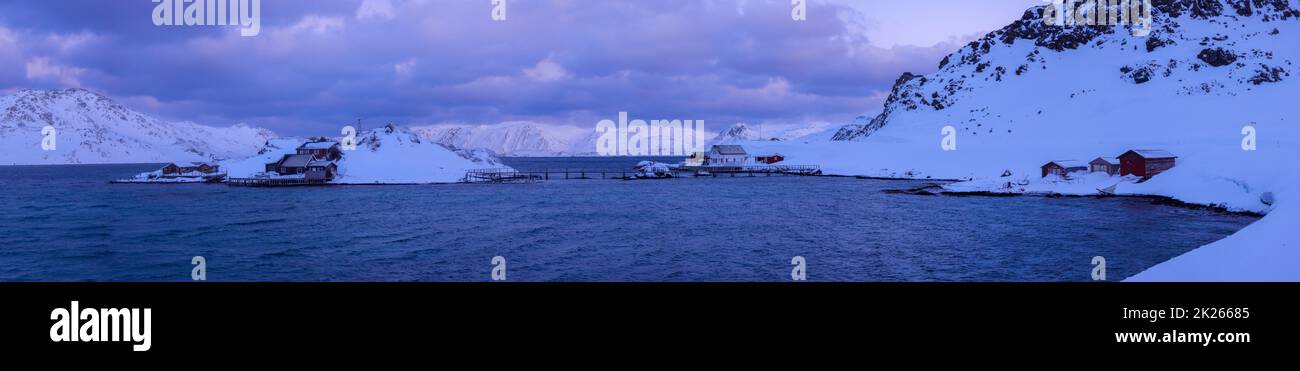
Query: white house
[[707, 145, 748, 167]]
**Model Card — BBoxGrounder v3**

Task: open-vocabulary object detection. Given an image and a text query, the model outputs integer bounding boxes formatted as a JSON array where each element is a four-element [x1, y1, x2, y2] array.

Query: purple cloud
[[0, 0, 1036, 136]]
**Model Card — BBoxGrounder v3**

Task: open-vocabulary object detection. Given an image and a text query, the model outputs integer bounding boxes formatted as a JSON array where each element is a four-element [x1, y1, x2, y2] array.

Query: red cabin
[[160, 162, 219, 176], [1118, 150, 1177, 178], [1041, 160, 1087, 178], [754, 153, 785, 164]]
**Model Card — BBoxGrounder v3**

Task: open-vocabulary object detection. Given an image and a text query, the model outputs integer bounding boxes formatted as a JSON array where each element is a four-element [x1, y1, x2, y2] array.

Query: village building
[[305, 159, 339, 181], [754, 153, 785, 165], [1118, 150, 1177, 178], [1089, 157, 1120, 175], [706, 145, 748, 167], [160, 162, 220, 177], [1041, 160, 1088, 178], [265, 154, 315, 175], [296, 141, 343, 161], [264, 141, 345, 178]]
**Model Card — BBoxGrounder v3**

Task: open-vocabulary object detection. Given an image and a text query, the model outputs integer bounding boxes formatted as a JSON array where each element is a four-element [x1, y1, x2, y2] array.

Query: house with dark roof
[[262, 141, 346, 179], [265, 154, 316, 175], [1118, 150, 1177, 178], [706, 145, 748, 167], [305, 159, 339, 181], [297, 141, 342, 161]]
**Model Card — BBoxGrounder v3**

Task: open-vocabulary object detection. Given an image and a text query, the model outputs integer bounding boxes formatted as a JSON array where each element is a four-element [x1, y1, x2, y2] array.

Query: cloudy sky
[[0, 0, 1041, 136]]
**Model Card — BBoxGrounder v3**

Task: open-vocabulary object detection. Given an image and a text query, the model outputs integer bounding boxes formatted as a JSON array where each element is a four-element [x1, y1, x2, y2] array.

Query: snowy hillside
[[0, 88, 276, 165], [219, 138, 306, 178], [337, 124, 507, 184], [755, 0, 1299, 281], [223, 124, 508, 184], [411, 122, 587, 156]]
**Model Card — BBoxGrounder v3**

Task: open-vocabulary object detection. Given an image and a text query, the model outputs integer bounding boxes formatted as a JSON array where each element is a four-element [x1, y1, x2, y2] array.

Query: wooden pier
[[462, 165, 822, 183], [228, 177, 331, 187], [675, 165, 822, 176], [463, 169, 618, 182]]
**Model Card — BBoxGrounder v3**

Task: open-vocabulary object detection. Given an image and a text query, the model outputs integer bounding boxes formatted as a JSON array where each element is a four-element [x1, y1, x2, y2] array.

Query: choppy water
[[0, 159, 1259, 281]]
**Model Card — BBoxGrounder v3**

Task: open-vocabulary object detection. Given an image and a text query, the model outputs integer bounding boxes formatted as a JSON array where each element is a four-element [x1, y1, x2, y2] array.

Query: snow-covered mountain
[[413, 121, 834, 156], [709, 122, 834, 145], [751, 0, 1300, 280], [565, 124, 718, 155], [708, 123, 761, 145], [792, 0, 1300, 187], [0, 88, 276, 165], [411, 122, 587, 156]]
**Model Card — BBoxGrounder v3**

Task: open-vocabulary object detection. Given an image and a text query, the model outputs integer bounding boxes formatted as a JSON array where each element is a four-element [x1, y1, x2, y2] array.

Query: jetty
[[675, 164, 822, 176], [462, 164, 822, 183], [463, 169, 604, 182], [227, 177, 331, 187]]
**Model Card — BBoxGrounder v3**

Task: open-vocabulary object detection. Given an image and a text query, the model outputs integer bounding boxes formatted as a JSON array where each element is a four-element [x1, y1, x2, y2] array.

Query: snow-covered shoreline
[[813, 152, 1290, 282], [733, 0, 1300, 282]]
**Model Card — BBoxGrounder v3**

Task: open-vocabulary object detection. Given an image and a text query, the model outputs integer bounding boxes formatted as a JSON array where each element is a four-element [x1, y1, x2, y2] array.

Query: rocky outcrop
[[1197, 47, 1239, 66]]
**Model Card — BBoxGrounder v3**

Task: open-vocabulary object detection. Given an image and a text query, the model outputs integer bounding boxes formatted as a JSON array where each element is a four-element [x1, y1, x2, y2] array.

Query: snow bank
[[220, 138, 304, 178], [333, 124, 508, 184], [112, 169, 212, 183]]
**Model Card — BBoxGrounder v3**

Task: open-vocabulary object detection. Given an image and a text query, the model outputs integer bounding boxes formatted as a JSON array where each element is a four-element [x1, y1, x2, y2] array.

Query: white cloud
[[394, 58, 417, 81], [48, 31, 100, 53], [357, 0, 397, 21], [523, 58, 570, 82], [25, 57, 86, 87], [0, 26, 15, 48], [284, 15, 346, 34]]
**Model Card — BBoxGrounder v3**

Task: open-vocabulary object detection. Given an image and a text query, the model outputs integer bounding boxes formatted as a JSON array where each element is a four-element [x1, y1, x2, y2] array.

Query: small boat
[[1097, 184, 1118, 197], [693, 171, 712, 177]]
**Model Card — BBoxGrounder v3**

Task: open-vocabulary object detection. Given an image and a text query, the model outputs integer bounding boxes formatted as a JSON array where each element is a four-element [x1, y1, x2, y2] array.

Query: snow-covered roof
[[307, 159, 336, 167], [1090, 157, 1119, 165], [1045, 160, 1087, 169], [299, 141, 339, 150], [279, 154, 314, 168], [163, 162, 214, 168], [711, 145, 747, 155], [1124, 149, 1177, 159]]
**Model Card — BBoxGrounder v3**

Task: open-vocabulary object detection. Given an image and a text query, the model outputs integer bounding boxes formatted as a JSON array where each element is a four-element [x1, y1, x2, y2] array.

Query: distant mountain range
[[415, 121, 833, 156], [0, 88, 275, 165], [0, 88, 837, 164], [410, 122, 588, 156]]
